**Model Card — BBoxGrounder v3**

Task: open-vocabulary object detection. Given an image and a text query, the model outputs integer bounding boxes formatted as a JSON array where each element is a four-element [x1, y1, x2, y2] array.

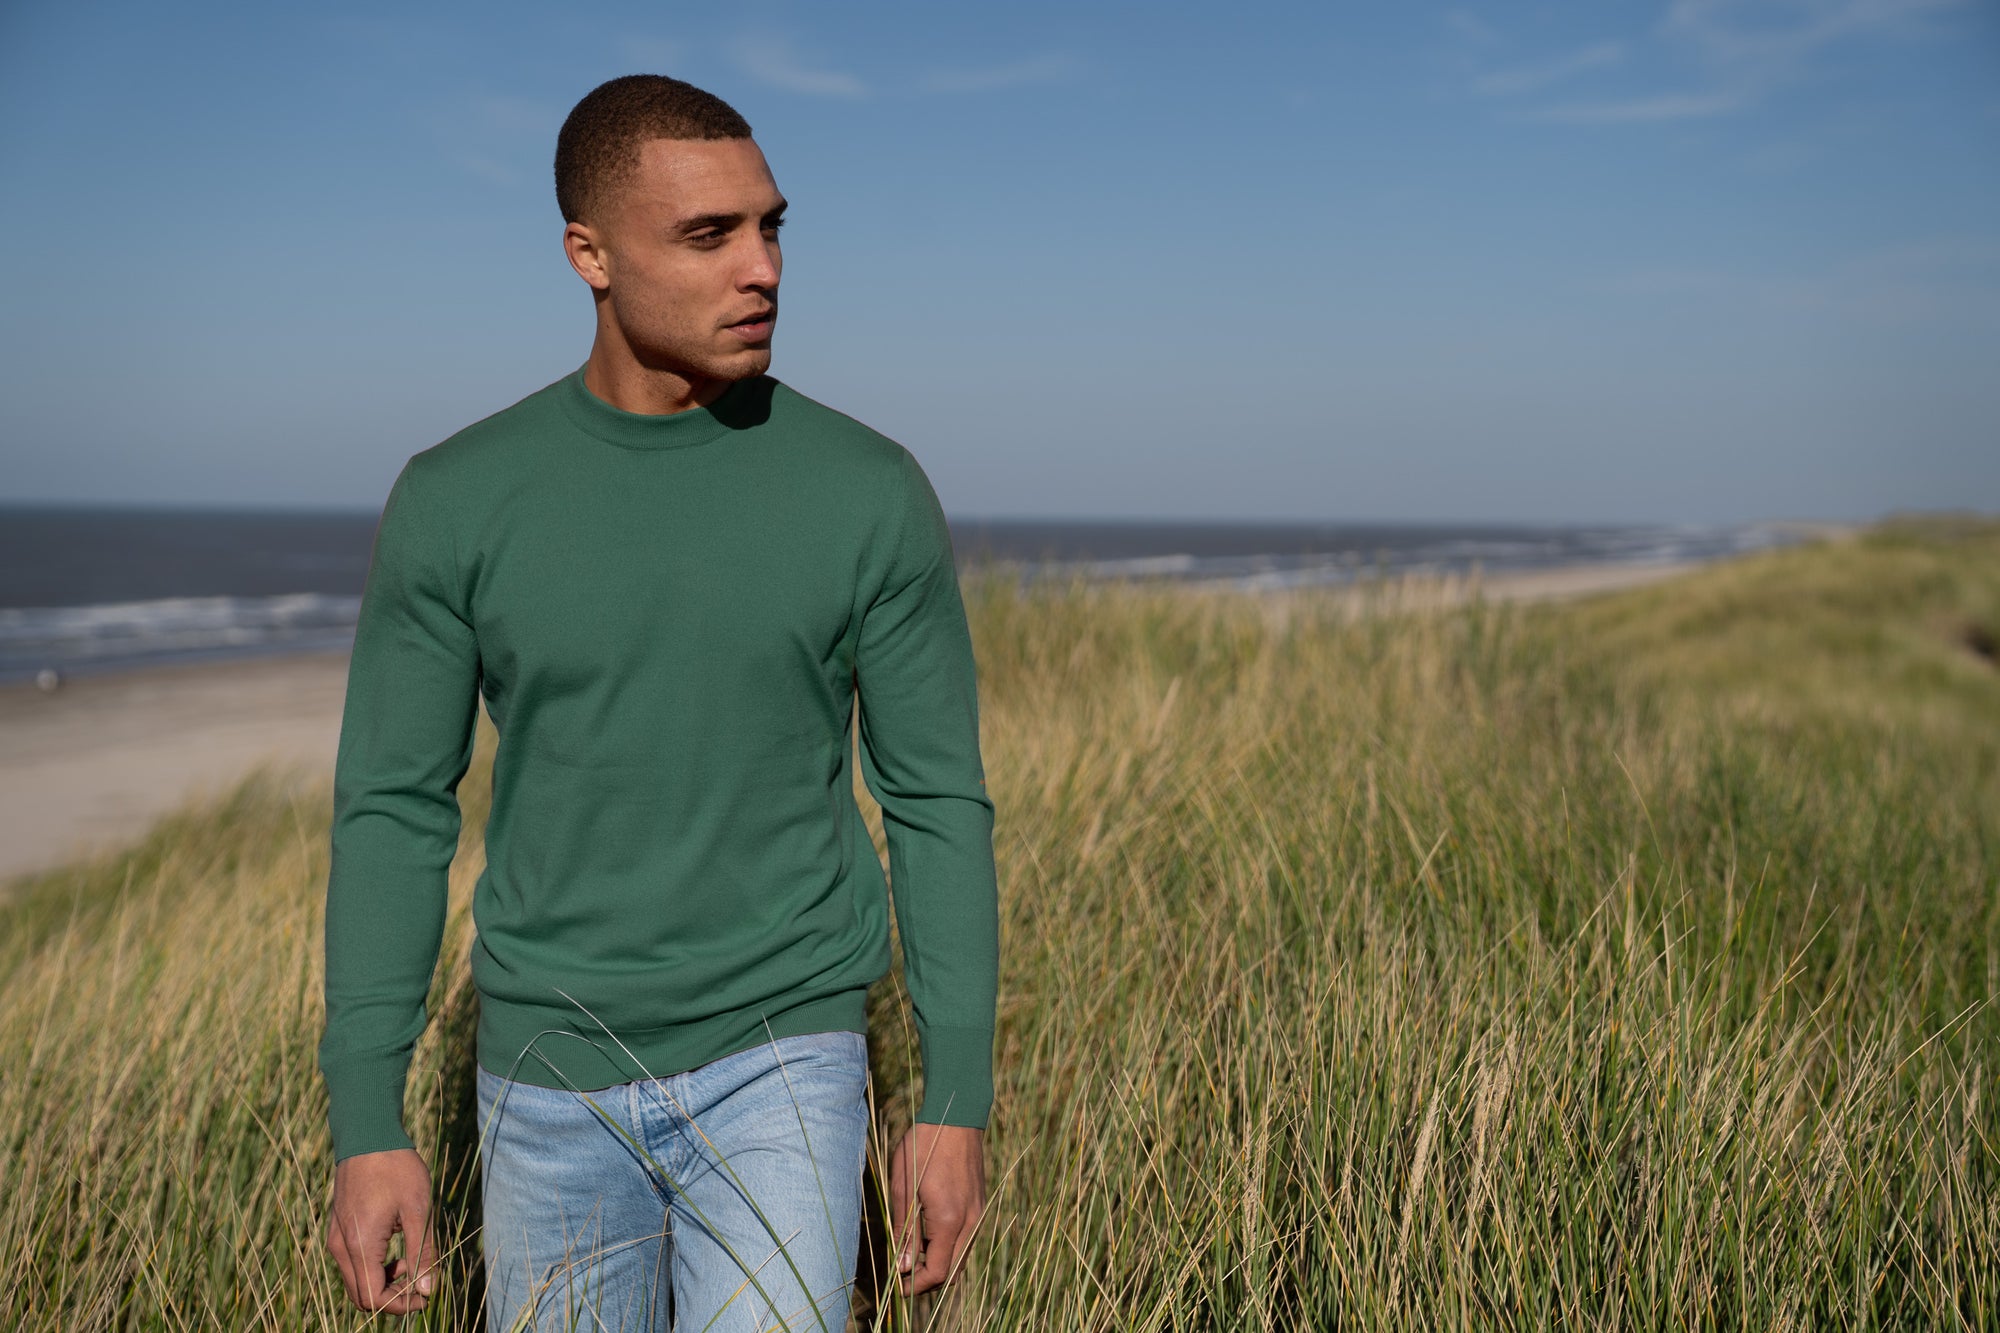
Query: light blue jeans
[[476, 1030, 871, 1333]]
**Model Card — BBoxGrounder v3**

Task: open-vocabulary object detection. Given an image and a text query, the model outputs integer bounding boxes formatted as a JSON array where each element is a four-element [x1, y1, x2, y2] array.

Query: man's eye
[[763, 218, 787, 236]]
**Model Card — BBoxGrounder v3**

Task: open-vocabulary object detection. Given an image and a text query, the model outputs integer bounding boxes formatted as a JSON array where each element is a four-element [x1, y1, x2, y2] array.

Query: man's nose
[[738, 235, 780, 289]]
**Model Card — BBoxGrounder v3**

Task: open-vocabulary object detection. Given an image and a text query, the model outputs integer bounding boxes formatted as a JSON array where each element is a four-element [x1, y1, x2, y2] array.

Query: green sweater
[[318, 368, 1000, 1162]]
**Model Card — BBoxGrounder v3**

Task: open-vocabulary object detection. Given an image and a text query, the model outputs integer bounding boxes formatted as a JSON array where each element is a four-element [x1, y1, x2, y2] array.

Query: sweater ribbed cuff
[[914, 1023, 995, 1128], [322, 1058, 416, 1162]]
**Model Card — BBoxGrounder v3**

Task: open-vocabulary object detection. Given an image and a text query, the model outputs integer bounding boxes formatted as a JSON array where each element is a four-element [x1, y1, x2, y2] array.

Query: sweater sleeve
[[318, 457, 482, 1161], [854, 449, 1001, 1129]]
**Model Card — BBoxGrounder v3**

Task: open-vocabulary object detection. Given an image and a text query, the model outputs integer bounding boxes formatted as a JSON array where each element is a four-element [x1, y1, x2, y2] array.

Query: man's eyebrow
[[673, 200, 789, 234]]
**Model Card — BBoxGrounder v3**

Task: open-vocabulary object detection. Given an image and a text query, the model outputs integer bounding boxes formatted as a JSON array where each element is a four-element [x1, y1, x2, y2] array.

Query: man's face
[[575, 136, 786, 392]]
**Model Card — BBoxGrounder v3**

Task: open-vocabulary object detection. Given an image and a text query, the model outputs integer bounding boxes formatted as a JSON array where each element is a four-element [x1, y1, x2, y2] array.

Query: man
[[319, 73, 999, 1332]]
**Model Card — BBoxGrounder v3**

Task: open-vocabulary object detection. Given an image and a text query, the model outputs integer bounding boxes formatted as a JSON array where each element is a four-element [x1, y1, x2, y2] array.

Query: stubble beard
[[626, 329, 773, 389]]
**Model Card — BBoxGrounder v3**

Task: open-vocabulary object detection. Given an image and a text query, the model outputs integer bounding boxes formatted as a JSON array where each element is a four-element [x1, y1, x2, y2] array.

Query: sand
[[0, 558, 1700, 892], [0, 652, 352, 887]]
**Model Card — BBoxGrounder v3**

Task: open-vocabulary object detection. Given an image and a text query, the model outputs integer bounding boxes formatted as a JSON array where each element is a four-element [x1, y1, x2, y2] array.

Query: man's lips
[[725, 309, 775, 342]]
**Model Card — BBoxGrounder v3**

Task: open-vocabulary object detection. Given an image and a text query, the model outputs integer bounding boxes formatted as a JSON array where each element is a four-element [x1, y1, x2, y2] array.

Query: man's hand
[[888, 1123, 986, 1296], [327, 1147, 439, 1314]]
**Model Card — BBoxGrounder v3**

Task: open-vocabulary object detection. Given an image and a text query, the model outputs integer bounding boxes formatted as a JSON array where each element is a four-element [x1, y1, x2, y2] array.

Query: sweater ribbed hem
[[322, 1057, 417, 1163], [476, 987, 871, 1094]]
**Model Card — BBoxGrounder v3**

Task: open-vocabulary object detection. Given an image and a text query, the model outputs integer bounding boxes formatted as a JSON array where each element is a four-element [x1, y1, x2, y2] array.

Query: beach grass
[[2, 518, 1995, 1329]]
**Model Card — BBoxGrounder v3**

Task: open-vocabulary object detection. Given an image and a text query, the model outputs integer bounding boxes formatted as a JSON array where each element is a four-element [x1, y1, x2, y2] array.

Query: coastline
[[0, 554, 1713, 893]]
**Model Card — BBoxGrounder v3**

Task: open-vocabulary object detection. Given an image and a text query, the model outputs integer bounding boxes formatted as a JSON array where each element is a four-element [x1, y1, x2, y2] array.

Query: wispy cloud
[[1464, 0, 1972, 126], [1529, 88, 1748, 123], [918, 52, 1080, 95], [1664, 0, 1965, 72], [1471, 42, 1626, 96], [732, 34, 866, 98]]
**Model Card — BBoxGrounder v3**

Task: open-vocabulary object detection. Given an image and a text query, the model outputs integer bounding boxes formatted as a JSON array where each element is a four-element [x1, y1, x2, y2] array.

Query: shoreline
[[0, 554, 1736, 893]]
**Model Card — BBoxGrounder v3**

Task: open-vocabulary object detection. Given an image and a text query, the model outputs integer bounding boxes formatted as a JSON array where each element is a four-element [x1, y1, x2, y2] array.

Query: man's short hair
[[555, 74, 754, 224]]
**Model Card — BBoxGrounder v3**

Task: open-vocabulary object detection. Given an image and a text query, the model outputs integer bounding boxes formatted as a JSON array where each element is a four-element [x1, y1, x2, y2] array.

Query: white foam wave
[[0, 593, 362, 677]]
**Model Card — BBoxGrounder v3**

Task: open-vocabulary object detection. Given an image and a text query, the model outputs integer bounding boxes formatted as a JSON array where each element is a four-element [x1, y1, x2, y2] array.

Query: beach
[[0, 558, 1699, 890], [0, 651, 352, 886]]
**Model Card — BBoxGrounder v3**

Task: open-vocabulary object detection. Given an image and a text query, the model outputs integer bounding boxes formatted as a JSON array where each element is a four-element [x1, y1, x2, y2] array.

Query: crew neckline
[[556, 366, 766, 451]]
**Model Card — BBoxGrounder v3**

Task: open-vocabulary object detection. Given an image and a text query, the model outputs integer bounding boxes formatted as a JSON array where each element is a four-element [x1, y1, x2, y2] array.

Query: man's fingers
[[345, 1206, 396, 1311], [403, 1203, 439, 1299], [947, 1199, 984, 1284], [377, 1256, 432, 1314], [908, 1205, 967, 1295], [888, 1135, 916, 1273], [327, 1221, 361, 1307], [328, 1149, 438, 1313], [330, 1188, 432, 1312], [890, 1125, 985, 1297], [368, 1242, 432, 1314], [370, 1197, 435, 1314], [332, 1204, 391, 1308]]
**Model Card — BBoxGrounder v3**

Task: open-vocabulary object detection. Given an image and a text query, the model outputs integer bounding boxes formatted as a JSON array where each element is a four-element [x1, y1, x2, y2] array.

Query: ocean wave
[[0, 593, 362, 682], [991, 523, 1796, 590]]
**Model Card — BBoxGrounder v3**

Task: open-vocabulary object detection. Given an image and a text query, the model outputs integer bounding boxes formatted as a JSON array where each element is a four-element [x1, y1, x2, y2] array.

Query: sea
[[0, 506, 1798, 684]]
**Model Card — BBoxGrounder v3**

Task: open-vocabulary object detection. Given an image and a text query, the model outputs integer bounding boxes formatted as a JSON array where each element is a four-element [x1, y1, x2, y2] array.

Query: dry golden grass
[[4, 519, 1996, 1329]]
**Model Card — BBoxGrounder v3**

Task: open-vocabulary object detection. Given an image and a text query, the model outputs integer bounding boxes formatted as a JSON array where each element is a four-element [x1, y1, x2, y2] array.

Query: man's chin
[[631, 342, 773, 389], [707, 346, 772, 381]]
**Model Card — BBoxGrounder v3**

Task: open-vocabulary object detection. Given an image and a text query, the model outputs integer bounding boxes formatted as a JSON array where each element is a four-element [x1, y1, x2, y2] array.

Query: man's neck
[[582, 344, 730, 416]]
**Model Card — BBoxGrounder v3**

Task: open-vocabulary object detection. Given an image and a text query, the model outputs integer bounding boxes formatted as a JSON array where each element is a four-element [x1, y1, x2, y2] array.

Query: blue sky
[[1, 0, 1994, 523]]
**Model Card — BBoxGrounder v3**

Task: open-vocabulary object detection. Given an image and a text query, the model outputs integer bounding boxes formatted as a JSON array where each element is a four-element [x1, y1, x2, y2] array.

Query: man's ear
[[563, 221, 612, 291]]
